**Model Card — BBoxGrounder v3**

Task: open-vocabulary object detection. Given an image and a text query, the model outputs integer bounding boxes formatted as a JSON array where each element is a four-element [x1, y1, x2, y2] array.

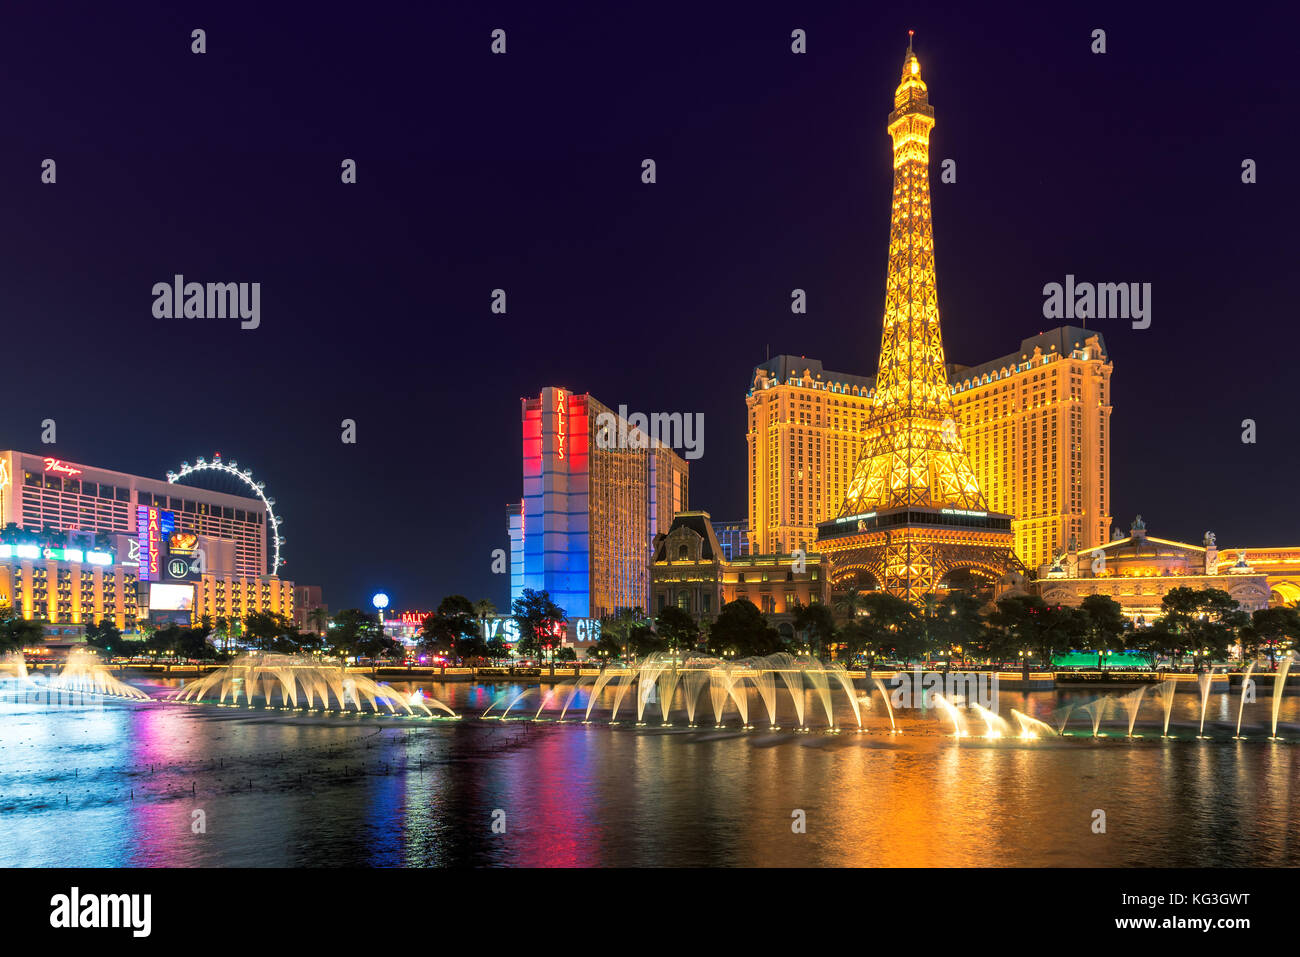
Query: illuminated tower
[[817, 35, 1020, 602]]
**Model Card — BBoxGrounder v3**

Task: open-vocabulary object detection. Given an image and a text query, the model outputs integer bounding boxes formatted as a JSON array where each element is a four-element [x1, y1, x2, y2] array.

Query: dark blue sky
[[2, 1, 1296, 613]]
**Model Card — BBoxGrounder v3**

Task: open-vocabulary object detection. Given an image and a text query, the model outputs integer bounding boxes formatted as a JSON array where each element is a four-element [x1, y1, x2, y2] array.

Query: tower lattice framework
[[818, 36, 1020, 603]]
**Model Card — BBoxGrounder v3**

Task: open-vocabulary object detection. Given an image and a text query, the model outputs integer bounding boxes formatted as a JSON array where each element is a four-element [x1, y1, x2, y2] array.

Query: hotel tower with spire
[[815, 36, 1021, 602]]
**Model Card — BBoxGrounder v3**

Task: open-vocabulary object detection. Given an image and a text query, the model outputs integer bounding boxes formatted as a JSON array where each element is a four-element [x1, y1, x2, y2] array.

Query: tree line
[[5, 583, 1292, 672], [419, 585, 1298, 672]]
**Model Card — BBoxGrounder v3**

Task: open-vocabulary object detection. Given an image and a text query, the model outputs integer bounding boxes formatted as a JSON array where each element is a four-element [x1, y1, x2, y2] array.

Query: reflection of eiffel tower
[[817, 35, 1019, 603]]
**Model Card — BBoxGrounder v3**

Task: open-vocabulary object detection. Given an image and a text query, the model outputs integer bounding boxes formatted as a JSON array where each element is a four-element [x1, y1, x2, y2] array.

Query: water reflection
[[0, 677, 1297, 867]]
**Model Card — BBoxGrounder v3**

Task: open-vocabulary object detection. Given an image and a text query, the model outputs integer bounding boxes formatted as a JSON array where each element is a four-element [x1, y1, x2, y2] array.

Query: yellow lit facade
[[650, 512, 829, 635], [949, 329, 1112, 571], [749, 331, 1111, 574], [193, 574, 295, 623], [1216, 547, 1300, 606], [0, 557, 293, 632], [1037, 520, 1270, 622], [0, 560, 140, 631]]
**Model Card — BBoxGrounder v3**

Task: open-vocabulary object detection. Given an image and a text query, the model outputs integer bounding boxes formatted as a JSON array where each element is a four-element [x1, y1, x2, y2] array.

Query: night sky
[[2, 1, 1296, 614]]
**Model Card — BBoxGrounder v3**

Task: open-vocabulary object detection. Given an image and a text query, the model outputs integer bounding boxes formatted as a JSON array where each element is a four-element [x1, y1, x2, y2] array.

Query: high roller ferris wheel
[[165, 453, 285, 576]]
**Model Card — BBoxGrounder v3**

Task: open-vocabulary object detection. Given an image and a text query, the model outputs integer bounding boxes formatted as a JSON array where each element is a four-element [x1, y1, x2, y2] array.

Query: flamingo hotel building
[[0, 450, 293, 633]]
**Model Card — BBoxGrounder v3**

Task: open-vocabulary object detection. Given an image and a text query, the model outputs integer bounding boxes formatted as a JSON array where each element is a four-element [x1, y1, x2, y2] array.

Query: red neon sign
[[555, 389, 567, 461], [147, 508, 161, 579], [43, 458, 82, 476]]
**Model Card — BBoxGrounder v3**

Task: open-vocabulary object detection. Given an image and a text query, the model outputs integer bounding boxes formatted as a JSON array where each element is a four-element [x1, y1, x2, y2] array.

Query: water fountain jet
[[969, 702, 1010, 738], [1196, 668, 1218, 738], [801, 657, 835, 730], [873, 677, 897, 733], [745, 659, 779, 729], [173, 654, 448, 716], [829, 662, 862, 730], [1233, 661, 1257, 739], [52, 651, 149, 700], [1117, 686, 1147, 738], [931, 693, 968, 738], [1010, 708, 1055, 739], [1270, 653, 1293, 740], [656, 658, 682, 725], [608, 671, 638, 724], [1157, 677, 1179, 737], [1080, 697, 1111, 737], [771, 653, 806, 729]]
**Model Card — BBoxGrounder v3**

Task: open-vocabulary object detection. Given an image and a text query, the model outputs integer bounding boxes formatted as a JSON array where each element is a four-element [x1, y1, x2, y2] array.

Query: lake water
[[1, 676, 1296, 867]]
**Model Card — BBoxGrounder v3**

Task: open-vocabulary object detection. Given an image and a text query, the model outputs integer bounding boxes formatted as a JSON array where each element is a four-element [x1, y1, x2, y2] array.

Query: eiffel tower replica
[[817, 34, 1020, 603]]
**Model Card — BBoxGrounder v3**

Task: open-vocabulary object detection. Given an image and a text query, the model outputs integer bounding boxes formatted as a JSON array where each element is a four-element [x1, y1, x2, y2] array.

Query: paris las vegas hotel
[[0, 450, 292, 635], [747, 325, 1111, 573], [742, 38, 1299, 613]]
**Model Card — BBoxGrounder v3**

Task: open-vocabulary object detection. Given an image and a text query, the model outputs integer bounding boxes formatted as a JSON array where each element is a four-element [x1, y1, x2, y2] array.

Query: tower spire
[[839, 34, 983, 516], [817, 38, 1019, 603]]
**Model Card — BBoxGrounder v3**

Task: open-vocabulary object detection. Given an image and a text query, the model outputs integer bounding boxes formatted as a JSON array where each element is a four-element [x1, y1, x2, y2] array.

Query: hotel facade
[[649, 511, 829, 640], [508, 388, 689, 621], [0, 450, 292, 631], [746, 326, 1112, 574], [1037, 518, 1271, 622]]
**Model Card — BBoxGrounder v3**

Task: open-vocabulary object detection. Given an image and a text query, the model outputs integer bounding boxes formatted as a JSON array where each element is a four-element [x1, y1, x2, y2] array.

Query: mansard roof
[[752, 326, 1108, 395], [651, 511, 724, 563]]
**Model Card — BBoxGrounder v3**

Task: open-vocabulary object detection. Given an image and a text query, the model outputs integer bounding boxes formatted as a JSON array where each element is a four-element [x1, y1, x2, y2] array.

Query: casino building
[[0, 450, 292, 632], [649, 511, 829, 639], [1036, 518, 1271, 622], [747, 327, 1112, 574], [508, 388, 689, 620]]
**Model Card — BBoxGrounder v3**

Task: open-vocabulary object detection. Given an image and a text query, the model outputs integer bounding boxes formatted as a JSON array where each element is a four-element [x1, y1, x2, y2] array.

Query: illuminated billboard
[[136, 506, 162, 581], [480, 617, 520, 643], [168, 531, 199, 554], [163, 550, 202, 583], [148, 583, 194, 611], [0, 545, 112, 565]]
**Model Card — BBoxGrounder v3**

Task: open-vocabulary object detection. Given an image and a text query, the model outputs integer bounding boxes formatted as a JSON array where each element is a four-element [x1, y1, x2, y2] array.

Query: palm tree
[[307, 606, 329, 636], [601, 607, 641, 662], [472, 599, 497, 646], [919, 592, 941, 667], [834, 588, 866, 622]]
